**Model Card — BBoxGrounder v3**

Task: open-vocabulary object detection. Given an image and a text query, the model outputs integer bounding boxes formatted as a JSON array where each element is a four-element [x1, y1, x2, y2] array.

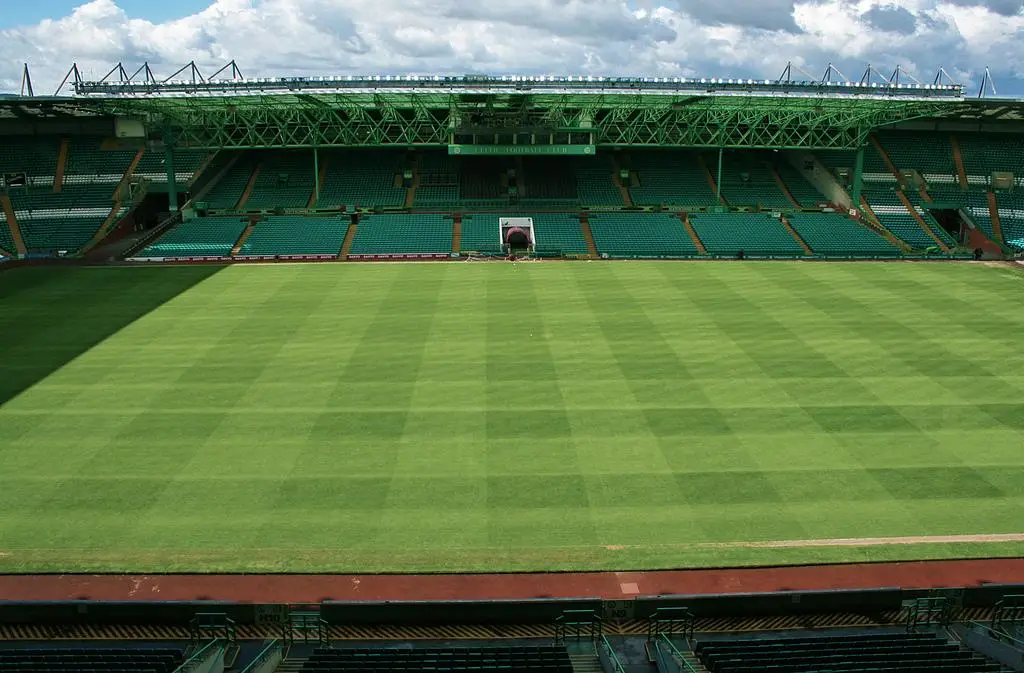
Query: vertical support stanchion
[[851, 144, 865, 207], [165, 125, 179, 212], [313, 146, 320, 206], [716, 147, 724, 202]]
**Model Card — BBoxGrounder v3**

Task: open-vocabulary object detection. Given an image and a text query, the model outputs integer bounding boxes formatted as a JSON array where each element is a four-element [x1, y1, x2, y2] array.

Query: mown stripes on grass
[[0, 261, 1022, 572]]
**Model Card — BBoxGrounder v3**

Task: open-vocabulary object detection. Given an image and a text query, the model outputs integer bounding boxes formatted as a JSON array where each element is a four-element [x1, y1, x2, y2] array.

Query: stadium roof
[[4, 67, 1024, 151]]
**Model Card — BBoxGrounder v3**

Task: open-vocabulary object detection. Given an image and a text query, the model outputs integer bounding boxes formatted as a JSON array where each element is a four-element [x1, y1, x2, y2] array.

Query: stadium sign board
[[448, 144, 595, 156]]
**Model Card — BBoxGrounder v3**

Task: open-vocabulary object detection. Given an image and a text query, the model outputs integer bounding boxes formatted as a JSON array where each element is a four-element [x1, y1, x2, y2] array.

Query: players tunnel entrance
[[505, 227, 531, 250], [927, 209, 965, 244]]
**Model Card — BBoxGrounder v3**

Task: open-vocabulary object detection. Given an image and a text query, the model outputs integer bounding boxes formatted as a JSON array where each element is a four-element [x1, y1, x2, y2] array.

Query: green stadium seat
[[588, 212, 698, 257], [204, 155, 259, 210], [416, 151, 460, 207], [133, 149, 208, 185], [245, 151, 317, 209], [0, 137, 138, 253], [876, 132, 957, 183], [530, 213, 589, 255], [240, 215, 350, 256], [865, 189, 957, 249], [717, 152, 793, 209], [137, 216, 250, 258], [786, 212, 900, 257], [459, 214, 503, 254], [627, 152, 717, 206], [775, 160, 826, 207], [696, 632, 1001, 673], [688, 213, 803, 256], [319, 151, 405, 208], [350, 214, 452, 254], [573, 156, 622, 206]]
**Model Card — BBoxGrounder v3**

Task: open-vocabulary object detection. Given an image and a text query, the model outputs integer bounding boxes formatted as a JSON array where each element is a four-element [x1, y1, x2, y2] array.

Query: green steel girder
[[91, 93, 964, 150]]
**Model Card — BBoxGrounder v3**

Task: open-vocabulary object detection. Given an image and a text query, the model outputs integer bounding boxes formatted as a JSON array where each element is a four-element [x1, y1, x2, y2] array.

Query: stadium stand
[[999, 192, 1024, 250], [864, 189, 956, 249], [717, 152, 793, 209], [627, 152, 718, 206], [204, 155, 257, 210], [63, 140, 136, 183], [300, 645, 573, 673], [459, 214, 504, 254], [877, 132, 958, 182], [0, 138, 60, 179], [349, 213, 452, 254], [787, 212, 901, 257], [0, 647, 184, 672], [245, 151, 317, 209], [588, 212, 699, 257], [775, 159, 825, 207], [1, 138, 140, 253], [132, 149, 208, 185], [963, 191, 998, 240], [530, 213, 589, 255], [689, 212, 805, 256], [239, 215, 350, 256], [573, 156, 623, 206], [695, 631, 1003, 673], [319, 151, 405, 208], [520, 157, 578, 207], [138, 216, 250, 257], [958, 133, 1024, 179], [416, 152, 460, 207]]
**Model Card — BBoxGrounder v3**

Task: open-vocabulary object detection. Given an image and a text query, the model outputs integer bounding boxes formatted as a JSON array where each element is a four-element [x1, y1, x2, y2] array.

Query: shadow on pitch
[[0, 264, 225, 408]]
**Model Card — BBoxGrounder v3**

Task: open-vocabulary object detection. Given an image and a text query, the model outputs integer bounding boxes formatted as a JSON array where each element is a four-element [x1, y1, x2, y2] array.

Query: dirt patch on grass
[[717, 533, 1024, 548]]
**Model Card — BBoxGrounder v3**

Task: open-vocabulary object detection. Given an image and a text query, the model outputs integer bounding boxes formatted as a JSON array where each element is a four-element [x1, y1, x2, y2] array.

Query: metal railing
[[597, 635, 626, 673], [657, 633, 700, 673], [171, 638, 223, 673], [238, 640, 284, 673]]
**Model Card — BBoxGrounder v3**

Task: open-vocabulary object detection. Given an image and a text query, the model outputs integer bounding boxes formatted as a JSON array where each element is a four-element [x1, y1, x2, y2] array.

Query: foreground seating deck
[[301, 645, 572, 673], [695, 631, 1006, 673]]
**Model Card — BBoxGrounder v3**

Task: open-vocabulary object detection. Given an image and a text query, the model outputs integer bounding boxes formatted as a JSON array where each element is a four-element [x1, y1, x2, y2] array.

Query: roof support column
[[164, 125, 179, 212], [313, 147, 320, 206], [716, 147, 724, 202], [851, 144, 865, 207]]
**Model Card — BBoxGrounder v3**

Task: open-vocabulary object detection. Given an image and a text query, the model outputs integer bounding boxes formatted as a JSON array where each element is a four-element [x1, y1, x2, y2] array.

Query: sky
[[1, 0, 1023, 97]]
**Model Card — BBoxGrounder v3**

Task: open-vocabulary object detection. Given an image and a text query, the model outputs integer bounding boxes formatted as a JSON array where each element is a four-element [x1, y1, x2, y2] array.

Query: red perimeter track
[[2, 560, 1023, 602]]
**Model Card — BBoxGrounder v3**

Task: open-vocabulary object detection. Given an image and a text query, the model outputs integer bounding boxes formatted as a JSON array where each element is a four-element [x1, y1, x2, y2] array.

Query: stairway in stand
[[273, 656, 307, 672], [568, 652, 603, 673], [339, 220, 357, 259]]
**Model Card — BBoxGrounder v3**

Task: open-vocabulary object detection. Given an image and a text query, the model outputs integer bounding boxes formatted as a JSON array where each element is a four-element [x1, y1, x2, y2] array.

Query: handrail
[[967, 620, 1024, 649], [172, 638, 222, 673], [123, 208, 182, 258], [598, 635, 626, 673], [659, 633, 700, 673], [238, 639, 283, 673]]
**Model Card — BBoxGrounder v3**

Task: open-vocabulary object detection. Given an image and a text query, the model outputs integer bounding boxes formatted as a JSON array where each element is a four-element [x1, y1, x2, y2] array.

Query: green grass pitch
[[1, 261, 1024, 573]]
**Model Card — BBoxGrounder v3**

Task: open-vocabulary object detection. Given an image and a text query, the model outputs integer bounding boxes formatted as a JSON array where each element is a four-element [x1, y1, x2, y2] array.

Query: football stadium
[[0, 64, 1023, 672]]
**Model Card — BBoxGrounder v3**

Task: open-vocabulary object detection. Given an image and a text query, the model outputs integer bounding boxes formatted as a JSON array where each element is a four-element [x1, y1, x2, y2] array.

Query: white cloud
[[1, 0, 1021, 94]]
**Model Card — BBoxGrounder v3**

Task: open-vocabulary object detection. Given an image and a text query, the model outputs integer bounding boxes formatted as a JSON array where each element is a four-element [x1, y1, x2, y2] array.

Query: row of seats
[[787, 212, 899, 256], [0, 647, 182, 673], [716, 152, 793, 210], [690, 212, 804, 256], [588, 211, 698, 257], [627, 153, 718, 206], [350, 213, 452, 254], [1, 138, 142, 254], [240, 216, 350, 256], [696, 632, 1004, 673], [139, 211, 917, 258], [301, 646, 571, 673], [138, 216, 249, 257]]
